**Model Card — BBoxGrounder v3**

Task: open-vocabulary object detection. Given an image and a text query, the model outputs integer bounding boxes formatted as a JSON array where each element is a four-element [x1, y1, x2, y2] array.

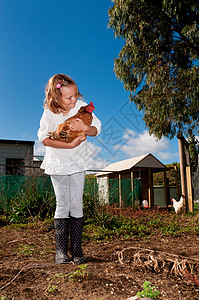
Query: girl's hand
[[70, 118, 89, 132], [42, 135, 86, 149], [69, 134, 86, 148]]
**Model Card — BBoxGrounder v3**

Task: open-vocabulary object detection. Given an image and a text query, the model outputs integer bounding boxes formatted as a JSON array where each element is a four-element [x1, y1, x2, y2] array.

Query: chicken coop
[[96, 153, 174, 208]]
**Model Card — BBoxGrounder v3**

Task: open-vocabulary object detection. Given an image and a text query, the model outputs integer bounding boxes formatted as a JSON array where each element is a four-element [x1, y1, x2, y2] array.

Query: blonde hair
[[44, 73, 83, 113]]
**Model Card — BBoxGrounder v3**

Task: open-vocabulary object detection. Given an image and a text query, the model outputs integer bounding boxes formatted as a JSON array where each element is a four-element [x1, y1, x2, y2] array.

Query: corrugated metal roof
[[95, 153, 165, 177]]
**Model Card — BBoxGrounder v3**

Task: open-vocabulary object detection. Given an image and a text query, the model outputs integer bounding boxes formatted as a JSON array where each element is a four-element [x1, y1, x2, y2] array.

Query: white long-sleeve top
[[37, 100, 101, 175]]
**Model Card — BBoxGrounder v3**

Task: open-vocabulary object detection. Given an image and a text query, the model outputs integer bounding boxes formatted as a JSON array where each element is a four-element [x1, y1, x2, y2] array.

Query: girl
[[38, 74, 101, 264]]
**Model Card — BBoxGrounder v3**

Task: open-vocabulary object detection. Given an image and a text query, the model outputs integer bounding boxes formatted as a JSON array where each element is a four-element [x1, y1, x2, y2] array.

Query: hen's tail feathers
[[48, 130, 69, 142]]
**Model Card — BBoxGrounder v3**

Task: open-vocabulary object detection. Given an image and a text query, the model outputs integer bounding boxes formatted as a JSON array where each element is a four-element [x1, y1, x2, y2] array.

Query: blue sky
[[0, 0, 180, 169]]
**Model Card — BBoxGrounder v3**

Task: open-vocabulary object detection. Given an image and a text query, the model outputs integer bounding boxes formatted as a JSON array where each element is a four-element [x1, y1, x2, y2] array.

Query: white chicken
[[171, 196, 184, 213]]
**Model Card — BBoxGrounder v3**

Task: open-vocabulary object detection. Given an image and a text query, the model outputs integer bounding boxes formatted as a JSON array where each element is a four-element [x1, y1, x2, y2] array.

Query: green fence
[[1, 174, 198, 223], [109, 178, 143, 206], [1, 174, 198, 221], [0, 175, 144, 213], [0, 175, 54, 213], [84, 177, 98, 196], [1, 175, 189, 210]]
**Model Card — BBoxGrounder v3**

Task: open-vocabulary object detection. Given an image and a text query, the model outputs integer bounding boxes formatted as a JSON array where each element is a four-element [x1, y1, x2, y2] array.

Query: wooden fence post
[[131, 171, 134, 206], [177, 134, 187, 212], [164, 169, 168, 208], [177, 133, 194, 212], [148, 167, 154, 208], [186, 166, 194, 212], [119, 173, 122, 208], [174, 165, 180, 201]]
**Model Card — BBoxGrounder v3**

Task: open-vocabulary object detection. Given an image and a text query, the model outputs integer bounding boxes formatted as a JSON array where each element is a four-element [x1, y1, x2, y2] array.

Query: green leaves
[[108, 0, 199, 139], [137, 281, 160, 299]]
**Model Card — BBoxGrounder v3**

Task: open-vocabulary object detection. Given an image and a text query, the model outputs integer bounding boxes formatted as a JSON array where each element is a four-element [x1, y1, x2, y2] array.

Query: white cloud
[[34, 140, 46, 156], [122, 128, 137, 141], [111, 129, 179, 163], [87, 141, 102, 158], [92, 157, 109, 171], [157, 151, 179, 160], [114, 129, 170, 157], [87, 142, 108, 170]]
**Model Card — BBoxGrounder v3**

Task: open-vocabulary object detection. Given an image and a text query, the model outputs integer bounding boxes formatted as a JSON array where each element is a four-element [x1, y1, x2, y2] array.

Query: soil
[[0, 221, 199, 300]]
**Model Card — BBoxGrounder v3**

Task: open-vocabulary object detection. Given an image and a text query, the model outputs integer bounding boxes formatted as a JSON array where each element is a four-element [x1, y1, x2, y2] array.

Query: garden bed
[[0, 212, 199, 299]]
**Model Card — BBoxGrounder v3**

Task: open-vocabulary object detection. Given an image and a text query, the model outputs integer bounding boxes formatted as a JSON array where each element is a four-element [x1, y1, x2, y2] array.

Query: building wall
[[0, 140, 34, 175], [97, 176, 109, 203], [0, 143, 33, 159]]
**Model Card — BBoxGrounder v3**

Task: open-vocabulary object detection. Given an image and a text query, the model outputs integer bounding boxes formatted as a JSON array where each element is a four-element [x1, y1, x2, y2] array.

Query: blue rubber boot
[[54, 218, 70, 264], [70, 216, 87, 264]]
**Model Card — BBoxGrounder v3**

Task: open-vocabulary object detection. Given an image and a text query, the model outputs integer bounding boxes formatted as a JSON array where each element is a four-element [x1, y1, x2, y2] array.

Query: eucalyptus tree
[[108, 0, 199, 140]]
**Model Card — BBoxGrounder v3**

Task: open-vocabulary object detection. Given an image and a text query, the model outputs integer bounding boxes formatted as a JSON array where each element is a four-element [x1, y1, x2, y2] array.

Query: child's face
[[60, 84, 77, 111]]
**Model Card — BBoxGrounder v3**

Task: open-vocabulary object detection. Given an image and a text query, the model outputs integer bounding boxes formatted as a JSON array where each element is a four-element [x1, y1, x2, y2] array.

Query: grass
[[83, 208, 199, 240], [17, 244, 35, 256], [3, 207, 198, 241], [1, 195, 199, 245], [46, 265, 90, 294]]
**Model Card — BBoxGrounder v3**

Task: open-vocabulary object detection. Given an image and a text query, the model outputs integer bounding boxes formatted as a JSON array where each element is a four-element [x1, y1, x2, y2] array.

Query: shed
[[96, 153, 167, 208], [0, 139, 35, 175]]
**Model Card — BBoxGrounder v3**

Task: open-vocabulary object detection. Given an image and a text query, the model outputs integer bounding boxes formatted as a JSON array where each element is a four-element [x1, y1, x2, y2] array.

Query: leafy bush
[[0, 175, 55, 223]]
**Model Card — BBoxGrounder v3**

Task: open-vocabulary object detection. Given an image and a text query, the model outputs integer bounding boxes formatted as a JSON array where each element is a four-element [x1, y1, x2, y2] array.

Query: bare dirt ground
[[0, 221, 199, 300]]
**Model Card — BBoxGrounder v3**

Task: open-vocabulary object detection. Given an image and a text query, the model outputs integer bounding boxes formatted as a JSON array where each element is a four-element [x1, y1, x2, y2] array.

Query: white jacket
[[37, 100, 101, 175]]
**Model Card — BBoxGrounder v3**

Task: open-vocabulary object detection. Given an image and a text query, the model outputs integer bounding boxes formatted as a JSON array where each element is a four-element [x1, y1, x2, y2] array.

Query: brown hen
[[49, 102, 95, 143]]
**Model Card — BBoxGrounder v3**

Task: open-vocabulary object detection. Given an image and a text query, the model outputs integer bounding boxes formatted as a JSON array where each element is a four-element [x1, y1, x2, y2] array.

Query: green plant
[[161, 222, 180, 235], [0, 296, 11, 300], [83, 192, 114, 229], [137, 281, 160, 299], [68, 264, 88, 281], [17, 244, 35, 256], [48, 272, 68, 281], [83, 192, 99, 221], [84, 224, 112, 240], [0, 174, 56, 223], [46, 284, 58, 293]]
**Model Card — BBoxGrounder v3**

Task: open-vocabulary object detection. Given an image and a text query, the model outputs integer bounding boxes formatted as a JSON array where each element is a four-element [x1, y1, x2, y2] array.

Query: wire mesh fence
[[0, 164, 198, 223], [0, 175, 143, 212]]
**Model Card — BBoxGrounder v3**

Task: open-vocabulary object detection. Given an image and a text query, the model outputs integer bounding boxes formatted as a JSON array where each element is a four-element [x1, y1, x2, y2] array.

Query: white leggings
[[51, 172, 85, 219]]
